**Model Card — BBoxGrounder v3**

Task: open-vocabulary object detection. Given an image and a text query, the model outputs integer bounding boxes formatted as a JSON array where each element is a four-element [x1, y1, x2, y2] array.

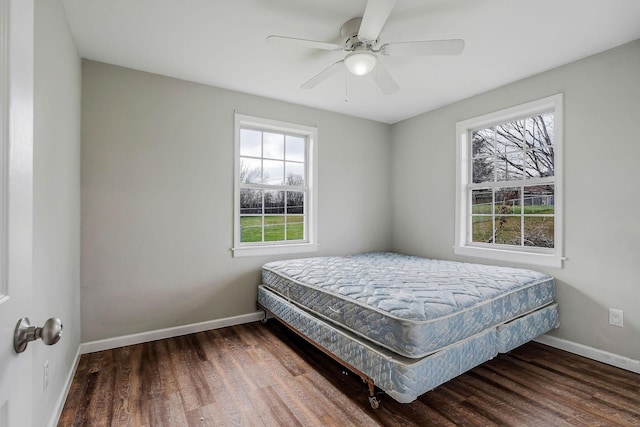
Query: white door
[[0, 0, 34, 426]]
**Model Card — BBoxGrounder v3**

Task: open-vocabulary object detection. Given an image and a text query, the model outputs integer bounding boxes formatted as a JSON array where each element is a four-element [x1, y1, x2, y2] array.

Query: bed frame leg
[[256, 305, 272, 324], [365, 378, 380, 409]]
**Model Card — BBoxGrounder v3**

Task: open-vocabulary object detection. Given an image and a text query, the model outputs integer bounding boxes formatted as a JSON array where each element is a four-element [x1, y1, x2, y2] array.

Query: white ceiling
[[61, 0, 640, 124]]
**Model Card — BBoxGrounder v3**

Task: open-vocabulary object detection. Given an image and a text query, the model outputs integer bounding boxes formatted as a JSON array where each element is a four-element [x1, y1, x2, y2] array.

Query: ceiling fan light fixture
[[344, 51, 377, 76]]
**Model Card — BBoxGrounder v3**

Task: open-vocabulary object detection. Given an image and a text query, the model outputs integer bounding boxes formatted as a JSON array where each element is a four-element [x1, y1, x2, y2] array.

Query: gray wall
[[81, 61, 391, 342], [390, 40, 640, 361], [81, 39, 639, 363], [33, 0, 81, 426]]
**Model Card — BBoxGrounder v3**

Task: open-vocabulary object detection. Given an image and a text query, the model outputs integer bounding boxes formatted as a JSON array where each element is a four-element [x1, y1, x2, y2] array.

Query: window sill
[[232, 242, 319, 258], [454, 245, 564, 269]]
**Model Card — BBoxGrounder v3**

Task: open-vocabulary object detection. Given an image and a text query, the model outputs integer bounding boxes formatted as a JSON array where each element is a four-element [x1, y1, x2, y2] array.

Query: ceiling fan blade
[[266, 35, 343, 51], [380, 39, 465, 56], [301, 60, 344, 89], [371, 61, 399, 95], [358, 0, 397, 43]]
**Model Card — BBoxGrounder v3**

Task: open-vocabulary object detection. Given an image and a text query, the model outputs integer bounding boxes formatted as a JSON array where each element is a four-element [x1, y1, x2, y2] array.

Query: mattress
[[262, 252, 555, 358], [258, 285, 559, 404]]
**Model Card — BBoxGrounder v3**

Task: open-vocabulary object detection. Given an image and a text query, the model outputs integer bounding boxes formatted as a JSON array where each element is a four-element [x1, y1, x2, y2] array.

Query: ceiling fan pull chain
[[344, 70, 349, 103]]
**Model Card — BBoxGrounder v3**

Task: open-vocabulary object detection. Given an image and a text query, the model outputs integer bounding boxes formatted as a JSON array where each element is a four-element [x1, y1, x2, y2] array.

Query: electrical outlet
[[609, 308, 624, 328], [43, 360, 49, 391]]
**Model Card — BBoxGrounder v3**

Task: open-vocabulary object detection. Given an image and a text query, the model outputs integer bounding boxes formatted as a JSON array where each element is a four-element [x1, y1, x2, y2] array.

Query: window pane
[[240, 129, 261, 157], [524, 185, 554, 215], [285, 162, 305, 186], [525, 148, 554, 178], [496, 151, 523, 181], [286, 135, 305, 161], [471, 216, 492, 243], [264, 216, 285, 241], [472, 128, 494, 158], [264, 190, 285, 214], [496, 120, 525, 153], [240, 157, 261, 184], [494, 187, 520, 215], [240, 189, 262, 214], [287, 191, 304, 214], [495, 216, 521, 245], [286, 215, 304, 240], [240, 216, 262, 243], [526, 113, 554, 149], [472, 189, 492, 214], [473, 157, 494, 183], [263, 160, 284, 185], [524, 217, 554, 248], [263, 132, 284, 160]]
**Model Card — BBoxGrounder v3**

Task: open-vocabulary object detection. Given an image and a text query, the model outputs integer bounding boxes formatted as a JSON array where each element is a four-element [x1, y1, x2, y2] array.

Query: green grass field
[[472, 204, 554, 215], [472, 215, 554, 247], [241, 216, 304, 242]]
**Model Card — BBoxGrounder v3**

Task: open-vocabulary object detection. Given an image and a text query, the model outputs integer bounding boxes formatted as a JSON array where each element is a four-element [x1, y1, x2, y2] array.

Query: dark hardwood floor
[[58, 321, 640, 426]]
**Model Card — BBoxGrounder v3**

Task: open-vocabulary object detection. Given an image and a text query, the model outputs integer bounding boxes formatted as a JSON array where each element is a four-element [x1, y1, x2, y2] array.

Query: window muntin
[[455, 94, 563, 267], [233, 114, 317, 257]]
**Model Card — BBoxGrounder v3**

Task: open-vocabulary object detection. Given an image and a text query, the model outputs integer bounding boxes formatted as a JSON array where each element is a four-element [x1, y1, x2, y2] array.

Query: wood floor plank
[[594, 389, 640, 416], [520, 342, 640, 394], [255, 327, 311, 378], [57, 355, 90, 426], [197, 358, 248, 427], [59, 321, 640, 427], [452, 371, 574, 427], [297, 371, 376, 426], [493, 355, 640, 424], [186, 402, 229, 427], [248, 387, 295, 426], [472, 363, 587, 418], [166, 335, 215, 412], [486, 356, 594, 402], [254, 367, 320, 425], [206, 345, 265, 426], [83, 366, 115, 426], [528, 354, 640, 400], [153, 339, 181, 397], [383, 398, 457, 427], [110, 346, 134, 426], [201, 331, 261, 394], [421, 385, 499, 426], [264, 373, 328, 425]]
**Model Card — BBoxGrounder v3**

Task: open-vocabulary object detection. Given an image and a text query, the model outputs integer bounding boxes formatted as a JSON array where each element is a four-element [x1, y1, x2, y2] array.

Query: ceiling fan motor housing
[[341, 18, 377, 51]]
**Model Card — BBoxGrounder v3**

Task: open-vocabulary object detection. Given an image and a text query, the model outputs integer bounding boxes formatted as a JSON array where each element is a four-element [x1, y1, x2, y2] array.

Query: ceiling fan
[[266, 0, 464, 95]]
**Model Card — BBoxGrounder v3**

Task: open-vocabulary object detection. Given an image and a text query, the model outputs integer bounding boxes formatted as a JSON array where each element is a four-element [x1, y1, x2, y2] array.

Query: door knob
[[13, 317, 63, 354]]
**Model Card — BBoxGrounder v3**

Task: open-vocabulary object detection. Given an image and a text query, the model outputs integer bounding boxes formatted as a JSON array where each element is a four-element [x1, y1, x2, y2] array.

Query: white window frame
[[232, 113, 318, 258], [454, 94, 564, 268]]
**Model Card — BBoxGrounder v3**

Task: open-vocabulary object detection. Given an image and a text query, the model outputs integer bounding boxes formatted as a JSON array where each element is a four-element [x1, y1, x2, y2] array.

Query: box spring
[[258, 285, 559, 404]]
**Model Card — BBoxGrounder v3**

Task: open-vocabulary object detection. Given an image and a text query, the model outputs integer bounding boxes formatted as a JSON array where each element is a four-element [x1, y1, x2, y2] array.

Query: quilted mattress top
[[262, 252, 555, 358]]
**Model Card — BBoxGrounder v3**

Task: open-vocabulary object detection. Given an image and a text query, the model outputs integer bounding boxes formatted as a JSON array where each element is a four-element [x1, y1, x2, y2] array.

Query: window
[[455, 94, 563, 267], [233, 114, 318, 257]]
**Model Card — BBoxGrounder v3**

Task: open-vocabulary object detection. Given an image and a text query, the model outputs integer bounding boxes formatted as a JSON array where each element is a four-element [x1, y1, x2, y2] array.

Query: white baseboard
[[79, 311, 265, 354], [47, 347, 81, 427], [534, 334, 640, 374]]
